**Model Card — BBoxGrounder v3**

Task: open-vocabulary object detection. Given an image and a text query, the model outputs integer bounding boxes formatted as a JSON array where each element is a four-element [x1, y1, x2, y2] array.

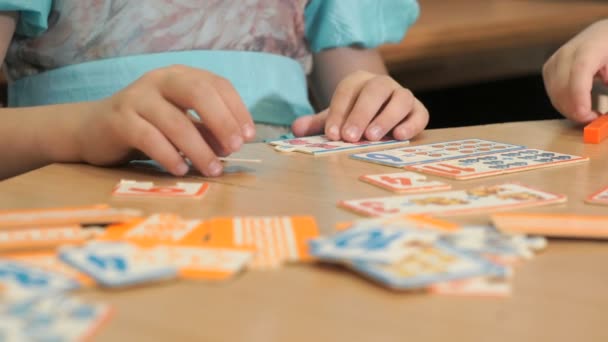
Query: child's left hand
[[291, 70, 428, 142]]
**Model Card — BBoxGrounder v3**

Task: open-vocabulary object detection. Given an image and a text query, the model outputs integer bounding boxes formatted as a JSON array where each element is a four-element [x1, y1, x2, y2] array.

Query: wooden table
[[382, 0, 608, 90], [1, 120, 608, 341]]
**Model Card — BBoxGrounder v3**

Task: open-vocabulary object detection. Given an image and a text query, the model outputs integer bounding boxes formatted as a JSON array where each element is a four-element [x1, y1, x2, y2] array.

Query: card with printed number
[[351, 242, 506, 290], [0, 295, 112, 341], [491, 213, 608, 239], [339, 182, 566, 217], [585, 185, 608, 206], [180, 216, 319, 270], [359, 172, 451, 193], [112, 180, 209, 198], [350, 139, 525, 168], [0, 260, 79, 303], [58, 242, 178, 288], [407, 149, 588, 180], [309, 224, 438, 264], [267, 135, 410, 155]]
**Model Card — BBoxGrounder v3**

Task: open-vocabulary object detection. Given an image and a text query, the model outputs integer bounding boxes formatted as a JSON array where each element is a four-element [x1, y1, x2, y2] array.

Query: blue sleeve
[[0, 0, 52, 37], [304, 0, 420, 53]]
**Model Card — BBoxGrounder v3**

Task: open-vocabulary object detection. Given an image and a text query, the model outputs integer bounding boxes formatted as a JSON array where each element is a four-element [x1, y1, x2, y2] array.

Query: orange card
[[492, 213, 608, 239], [99, 214, 204, 247], [181, 216, 319, 269], [335, 214, 459, 232], [0, 226, 102, 253], [0, 204, 142, 229]]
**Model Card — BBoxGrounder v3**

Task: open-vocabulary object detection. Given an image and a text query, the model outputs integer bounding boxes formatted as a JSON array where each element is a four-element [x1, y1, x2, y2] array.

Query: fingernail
[[243, 123, 255, 140], [327, 125, 339, 139], [207, 160, 223, 176], [367, 125, 383, 140], [230, 134, 243, 151], [175, 162, 189, 176], [344, 126, 360, 141]]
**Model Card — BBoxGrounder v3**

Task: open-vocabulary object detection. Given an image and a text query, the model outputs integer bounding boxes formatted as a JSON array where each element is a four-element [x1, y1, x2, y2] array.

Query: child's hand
[[77, 65, 255, 177], [291, 70, 428, 142], [543, 19, 608, 123]]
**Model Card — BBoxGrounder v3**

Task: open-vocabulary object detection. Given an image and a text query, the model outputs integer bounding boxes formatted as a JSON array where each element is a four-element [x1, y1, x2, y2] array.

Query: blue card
[[0, 260, 79, 303], [58, 242, 178, 288], [350, 242, 507, 290]]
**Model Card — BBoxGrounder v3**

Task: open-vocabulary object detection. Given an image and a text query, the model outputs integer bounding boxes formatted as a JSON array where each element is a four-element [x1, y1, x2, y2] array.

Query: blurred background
[[2, 0, 608, 128]]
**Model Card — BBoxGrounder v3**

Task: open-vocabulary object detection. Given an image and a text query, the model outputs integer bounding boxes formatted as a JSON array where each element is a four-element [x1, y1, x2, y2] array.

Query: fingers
[[568, 47, 601, 122], [291, 109, 328, 137], [138, 96, 224, 177], [324, 71, 371, 140], [363, 87, 415, 141], [212, 76, 256, 141], [160, 70, 244, 155], [122, 109, 190, 177], [391, 98, 429, 141]]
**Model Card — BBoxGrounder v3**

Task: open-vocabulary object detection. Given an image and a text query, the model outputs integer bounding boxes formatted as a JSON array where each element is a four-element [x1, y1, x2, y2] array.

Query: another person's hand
[[291, 70, 428, 142], [543, 19, 608, 123], [77, 65, 255, 176]]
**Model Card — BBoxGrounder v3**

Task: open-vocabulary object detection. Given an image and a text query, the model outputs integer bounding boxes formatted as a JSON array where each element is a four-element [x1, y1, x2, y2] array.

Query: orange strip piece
[[584, 115, 608, 144]]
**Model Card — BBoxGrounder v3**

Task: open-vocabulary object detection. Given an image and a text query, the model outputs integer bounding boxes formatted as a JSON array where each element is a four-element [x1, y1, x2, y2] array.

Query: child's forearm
[[310, 47, 388, 109], [0, 103, 89, 179]]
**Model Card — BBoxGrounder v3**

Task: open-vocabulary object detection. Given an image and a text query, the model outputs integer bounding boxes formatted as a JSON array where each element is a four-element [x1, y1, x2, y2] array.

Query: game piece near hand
[[112, 180, 209, 198], [267, 135, 410, 155], [407, 149, 588, 180], [359, 171, 451, 193], [350, 139, 525, 168], [584, 114, 608, 144], [585, 185, 608, 206], [339, 182, 566, 217]]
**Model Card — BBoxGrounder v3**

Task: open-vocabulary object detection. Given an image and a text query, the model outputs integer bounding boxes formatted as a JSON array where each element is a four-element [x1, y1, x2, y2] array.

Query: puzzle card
[[339, 182, 566, 217], [351, 242, 505, 290], [585, 185, 608, 206], [336, 214, 460, 233], [1, 295, 112, 342], [150, 246, 253, 280], [181, 216, 320, 270], [429, 276, 511, 297], [309, 225, 438, 264], [0, 204, 142, 229], [112, 180, 209, 198], [0, 260, 79, 302], [100, 214, 204, 247], [407, 149, 588, 180], [0, 226, 100, 253], [492, 213, 608, 239], [350, 139, 525, 168], [267, 135, 410, 155], [6, 252, 95, 287], [58, 242, 178, 288], [359, 172, 451, 193]]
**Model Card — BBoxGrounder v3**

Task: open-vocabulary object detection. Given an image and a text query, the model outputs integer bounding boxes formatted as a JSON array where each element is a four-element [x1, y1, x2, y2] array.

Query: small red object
[[584, 115, 608, 144]]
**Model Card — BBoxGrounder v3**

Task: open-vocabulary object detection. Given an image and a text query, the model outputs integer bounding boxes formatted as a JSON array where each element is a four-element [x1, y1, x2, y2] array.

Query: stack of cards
[[308, 215, 546, 296], [267, 135, 410, 155]]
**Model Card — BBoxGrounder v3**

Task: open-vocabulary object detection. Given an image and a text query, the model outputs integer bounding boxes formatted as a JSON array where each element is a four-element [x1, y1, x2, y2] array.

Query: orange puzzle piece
[[584, 114, 608, 144]]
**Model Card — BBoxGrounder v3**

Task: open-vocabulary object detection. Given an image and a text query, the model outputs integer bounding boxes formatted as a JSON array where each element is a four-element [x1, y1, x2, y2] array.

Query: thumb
[[291, 109, 329, 137]]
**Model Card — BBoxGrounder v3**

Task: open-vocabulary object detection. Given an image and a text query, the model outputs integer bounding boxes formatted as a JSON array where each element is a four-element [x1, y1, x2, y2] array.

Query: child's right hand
[[543, 19, 608, 124], [77, 65, 255, 177]]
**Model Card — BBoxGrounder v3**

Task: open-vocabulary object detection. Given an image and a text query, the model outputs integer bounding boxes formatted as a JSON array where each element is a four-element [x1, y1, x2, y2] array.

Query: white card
[[339, 182, 566, 217], [267, 135, 409, 155], [359, 171, 451, 193], [407, 149, 588, 180], [0, 260, 79, 302], [350, 139, 525, 167], [112, 180, 209, 198], [585, 185, 608, 206]]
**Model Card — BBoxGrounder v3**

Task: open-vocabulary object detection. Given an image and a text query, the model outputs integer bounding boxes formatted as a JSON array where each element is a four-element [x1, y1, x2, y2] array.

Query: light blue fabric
[[8, 50, 313, 126], [305, 0, 419, 52], [0, 0, 52, 37]]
